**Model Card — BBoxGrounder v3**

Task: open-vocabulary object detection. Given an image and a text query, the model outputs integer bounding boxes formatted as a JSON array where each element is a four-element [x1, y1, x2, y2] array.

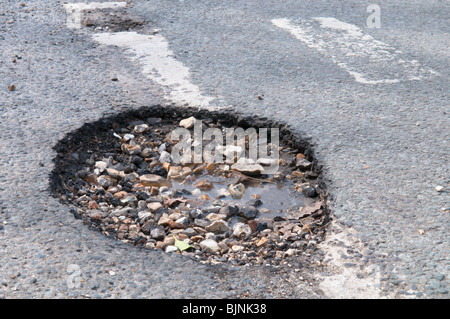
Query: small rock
[[163, 236, 176, 246], [97, 176, 117, 188], [205, 220, 230, 233], [120, 195, 137, 205], [168, 220, 186, 230], [88, 201, 100, 210], [218, 242, 230, 253], [284, 248, 297, 257], [302, 185, 317, 198], [216, 188, 231, 198], [158, 215, 172, 226], [193, 165, 204, 174], [159, 151, 172, 163], [231, 162, 264, 176], [95, 161, 108, 172], [134, 124, 149, 133], [228, 183, 245, 199], [88, 210, 104, 221], [7, 84, 16, 91], [232, 245, 245, 252], [194, 179, 214, 190], [205, 232, 217, 240], [256, 237, 269, 247], [179, 116, 197, 129], [123, 134, 135, 141], [113, 191, 128, 199], [218, 205, 240, 218], [182, 228, 197, 237], [238, 205, 259, 220], [150, 227, 165, 240], [121, 144, 141, 155], [85, 173, 98, 184], [189, 209, 204, 219], [140, 174, 172, 188], [106, 168, 124, 179], [147, 117, 162, 125], [193, 218, 211, 228], [175, 216, 189, 227], [138, 211, 152, 221], [147, 202, 163, 212], [199, 239, 220, 253], [167, 166, 192, 179], [165, 245, 179, 253], [247, 220, 259, 233], [435, 185, 444, 192], [232, 223, 251, 239], [296, 158, 312, 170], [205, 213, 227, 221]]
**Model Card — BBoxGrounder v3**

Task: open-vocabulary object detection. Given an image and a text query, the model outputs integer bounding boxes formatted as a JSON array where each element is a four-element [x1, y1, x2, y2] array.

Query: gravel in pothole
[[54, 114, 329, 266]]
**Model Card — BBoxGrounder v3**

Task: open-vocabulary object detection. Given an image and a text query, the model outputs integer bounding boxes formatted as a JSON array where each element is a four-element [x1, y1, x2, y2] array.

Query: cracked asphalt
[[0, 0, 448, 299]]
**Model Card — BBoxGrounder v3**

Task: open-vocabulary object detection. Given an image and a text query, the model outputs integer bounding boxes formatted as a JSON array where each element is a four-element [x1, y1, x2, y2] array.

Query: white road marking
[[272, 17, 439, 84], [63, 2, 127, 29], [92, 31, 215, 107]]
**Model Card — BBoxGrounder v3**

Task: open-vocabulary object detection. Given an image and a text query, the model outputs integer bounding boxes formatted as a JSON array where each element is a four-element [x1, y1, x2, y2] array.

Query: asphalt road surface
[[0, 0, 448, 299]]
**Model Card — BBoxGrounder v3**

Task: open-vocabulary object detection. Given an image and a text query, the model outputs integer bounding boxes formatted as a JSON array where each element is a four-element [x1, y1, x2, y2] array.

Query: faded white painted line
[[63, 2, 127, 29], [92, 31, 215, 107], [272, 17, 439, 84]]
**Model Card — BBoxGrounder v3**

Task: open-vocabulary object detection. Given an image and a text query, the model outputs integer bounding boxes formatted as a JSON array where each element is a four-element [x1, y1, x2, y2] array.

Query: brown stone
[[140, 174, 172, 187], [168, 220, 186, 230], [113, 191, 128, 199], [194, 179, 213, 190], [121, 144, 141, 155], [88, 200, 99, 210], [147, 202, 163, 212]]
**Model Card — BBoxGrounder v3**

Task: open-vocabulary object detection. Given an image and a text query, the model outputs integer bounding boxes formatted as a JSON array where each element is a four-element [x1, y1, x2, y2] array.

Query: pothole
[[50, 106, 330, 266], [81, 8, 148, 32]]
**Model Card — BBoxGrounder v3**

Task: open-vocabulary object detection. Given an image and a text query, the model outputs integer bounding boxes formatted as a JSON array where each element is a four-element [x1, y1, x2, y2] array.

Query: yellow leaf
[[173, 235, 194, 252]]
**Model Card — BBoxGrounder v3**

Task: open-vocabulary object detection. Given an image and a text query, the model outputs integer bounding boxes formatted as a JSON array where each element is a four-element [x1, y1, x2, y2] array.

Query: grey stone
[[238, 206, 259, 219], [205, 220, 230, 233], [199, 239, 220, 253], [150, 227, 165, 240]]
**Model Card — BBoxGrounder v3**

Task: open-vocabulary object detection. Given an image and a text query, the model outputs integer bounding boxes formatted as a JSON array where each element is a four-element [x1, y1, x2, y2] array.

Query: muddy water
[[171, 172, 306, 219]]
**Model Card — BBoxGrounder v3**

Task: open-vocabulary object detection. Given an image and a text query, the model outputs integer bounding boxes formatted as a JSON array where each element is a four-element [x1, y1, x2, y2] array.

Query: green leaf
[[173, 235, 194, 252]]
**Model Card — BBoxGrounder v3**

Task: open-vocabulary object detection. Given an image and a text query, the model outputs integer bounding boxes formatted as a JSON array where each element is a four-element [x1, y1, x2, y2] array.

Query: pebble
[[238, 206, 259, 219], [228, 183, 245, 199], [159, 151, 172, 163], [219, 205, 239, 218], [296, 158, 312, 170], [205, 220, 230, 233], [165, 245, 179, 253], [205, 213, 227, 221], [179, 116, 197, 129], [232, 245, 245, 252], [150, 227, 165, 240], [147, 202, 163, 212], [134, 124, 149, 133], [231, 162, 264, 176], [140, 174, 172, 188], [232, 223, 252, 239], [194, 179, 214, 190], [199, 239, 220, 253], [121, 144, 141, 155]]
